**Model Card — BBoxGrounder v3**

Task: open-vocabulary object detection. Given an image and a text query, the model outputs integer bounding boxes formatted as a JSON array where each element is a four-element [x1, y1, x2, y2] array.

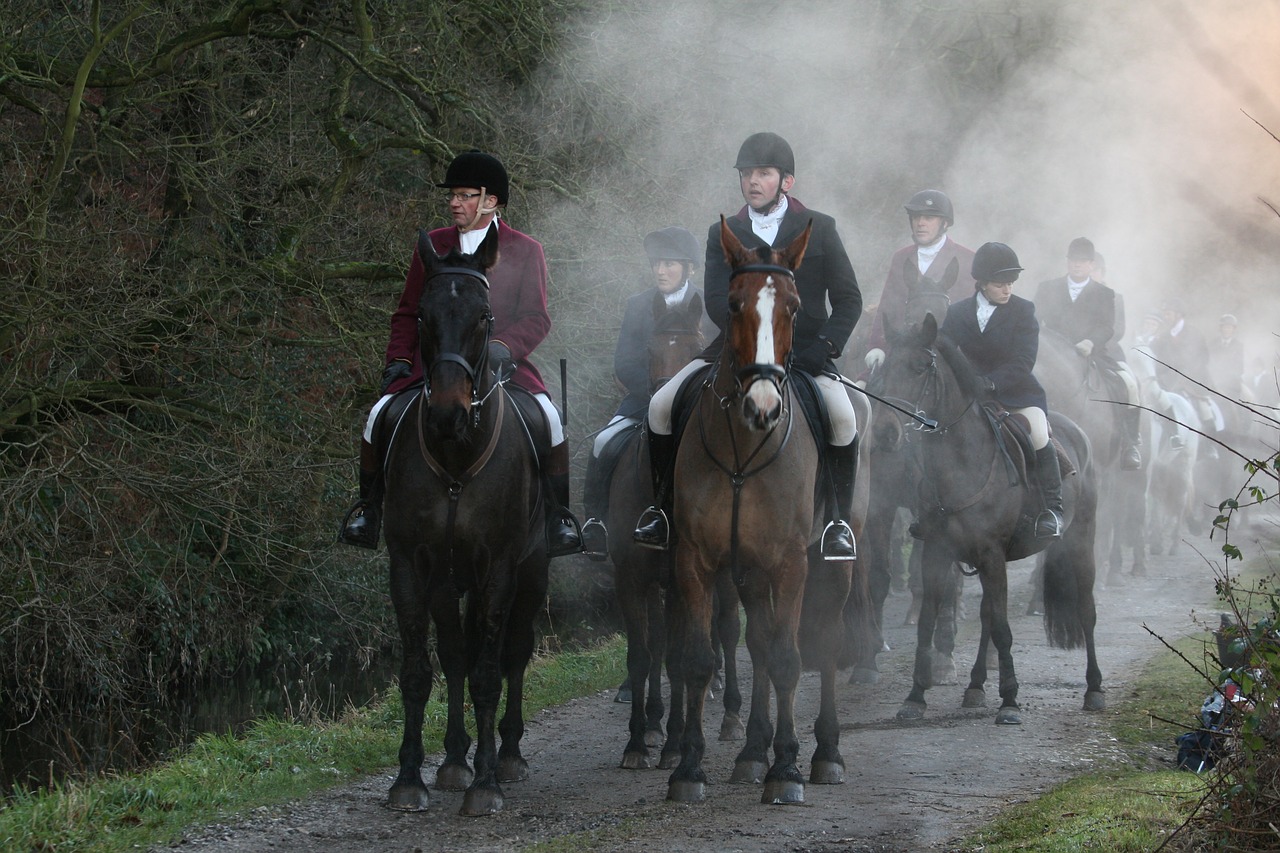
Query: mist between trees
[[2, 0, 1277, 722]]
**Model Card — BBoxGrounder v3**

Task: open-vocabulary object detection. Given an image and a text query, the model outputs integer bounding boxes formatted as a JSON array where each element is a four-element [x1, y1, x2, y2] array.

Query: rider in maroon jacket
[[338, 151, 582, 556]]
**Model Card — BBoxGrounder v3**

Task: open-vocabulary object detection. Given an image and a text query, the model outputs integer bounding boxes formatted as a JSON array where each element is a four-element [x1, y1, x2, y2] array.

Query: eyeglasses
[[443, 191, 482, 203]]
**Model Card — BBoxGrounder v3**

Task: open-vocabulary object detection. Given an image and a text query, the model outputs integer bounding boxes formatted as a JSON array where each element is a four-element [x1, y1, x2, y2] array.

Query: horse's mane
[[934, 332, 989, 401]]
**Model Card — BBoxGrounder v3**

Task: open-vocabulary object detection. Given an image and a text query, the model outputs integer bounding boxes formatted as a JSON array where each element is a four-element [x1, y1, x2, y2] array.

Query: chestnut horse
[[665, 218, 853, 805], [604, 299, 746, 771], [880, 315, 1104, 724], [382, 227, 549, 816]]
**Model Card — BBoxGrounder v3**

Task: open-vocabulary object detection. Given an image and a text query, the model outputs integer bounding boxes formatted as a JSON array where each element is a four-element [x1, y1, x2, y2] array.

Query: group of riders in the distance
[[336, 131, 1257, 563]]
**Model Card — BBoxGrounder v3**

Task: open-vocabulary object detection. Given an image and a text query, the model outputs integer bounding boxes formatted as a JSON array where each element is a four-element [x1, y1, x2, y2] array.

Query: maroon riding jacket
[[384, 219, 551, 396], [868, 236, 976, 354]]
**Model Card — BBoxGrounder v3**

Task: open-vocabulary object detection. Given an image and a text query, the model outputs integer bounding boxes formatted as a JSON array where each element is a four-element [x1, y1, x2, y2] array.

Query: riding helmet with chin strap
[[437, 150, 509, 205], [643, 226, 700, 265], [971, 242, 1024, 285], [734, 132, 796, 176]]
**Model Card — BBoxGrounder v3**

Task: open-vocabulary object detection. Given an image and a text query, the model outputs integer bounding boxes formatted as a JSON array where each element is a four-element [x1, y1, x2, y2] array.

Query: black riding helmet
[[904, 189, 954, 225], [734, 132, 795, 176], [971, 242, 1024, 284], [643, 226, 700, 265], [437, 150, 509, 205]]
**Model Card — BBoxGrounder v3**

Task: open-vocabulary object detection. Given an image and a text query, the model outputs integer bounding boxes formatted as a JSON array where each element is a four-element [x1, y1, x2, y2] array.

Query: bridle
[[723, 262, 798, 400], [418, 266, 500, 428]]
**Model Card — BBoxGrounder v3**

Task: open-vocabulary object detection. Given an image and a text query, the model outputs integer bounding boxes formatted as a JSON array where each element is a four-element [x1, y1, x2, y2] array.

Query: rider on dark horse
[[338, 150, 583, 557], [633, 132, 863, 560], [1033, 237, 1142, 470], [940, 242, 1065, 540], [579, 226, 712, 559]]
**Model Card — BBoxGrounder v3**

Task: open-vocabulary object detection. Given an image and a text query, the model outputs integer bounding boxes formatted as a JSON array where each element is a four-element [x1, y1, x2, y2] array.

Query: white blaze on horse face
[[746, 279, 784, 412]]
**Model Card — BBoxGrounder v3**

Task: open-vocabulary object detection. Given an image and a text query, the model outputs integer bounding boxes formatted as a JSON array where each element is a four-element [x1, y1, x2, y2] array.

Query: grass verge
[[0, 635, 627, 853]]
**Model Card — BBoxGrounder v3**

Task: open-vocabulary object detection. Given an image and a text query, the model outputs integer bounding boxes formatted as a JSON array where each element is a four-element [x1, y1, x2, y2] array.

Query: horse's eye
[[728, 298, 742, 314]]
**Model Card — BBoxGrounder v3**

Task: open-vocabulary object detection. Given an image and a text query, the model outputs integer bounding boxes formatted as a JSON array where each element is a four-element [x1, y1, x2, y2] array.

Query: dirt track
[[169, 525, 1237, 853]]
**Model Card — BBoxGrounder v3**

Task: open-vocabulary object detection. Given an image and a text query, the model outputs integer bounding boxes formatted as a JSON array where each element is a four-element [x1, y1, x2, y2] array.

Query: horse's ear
[[779, 220, 812, 271], [940, 257, 959, 291], [719, 214, 747, 267], [902, 254, 919, 289], [473, 223, 501, 271], [417, 229, 442, 272], [922, 312, 939, 344]]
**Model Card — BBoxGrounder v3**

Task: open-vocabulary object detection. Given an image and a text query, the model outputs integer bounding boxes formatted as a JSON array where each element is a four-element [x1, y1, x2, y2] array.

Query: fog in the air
[[550, 0, 1280, 368]]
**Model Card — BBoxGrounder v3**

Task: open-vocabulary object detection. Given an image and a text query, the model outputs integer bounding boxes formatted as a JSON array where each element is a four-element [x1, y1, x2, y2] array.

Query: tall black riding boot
[[820, 437, 858, 561], [546, 442, 584, 558], [1121, 406, 1142, 471], [634, 430, 677, 550], [1033, 445, 1065, 539], [580, 451, 609, 561], [338, 439, 384, 549]]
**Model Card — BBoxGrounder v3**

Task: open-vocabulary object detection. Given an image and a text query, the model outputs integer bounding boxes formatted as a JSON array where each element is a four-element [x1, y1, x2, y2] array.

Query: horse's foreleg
[[759, 558, 806, 805], [644, 585, 667, 748], [666, 549, 715, 802], [731, 581, 775, 785], [618, 567, 657, 769], [496, 561, 545, 784], [805, 557, 850, 786], [980, 558, 1020, 725], [388, 558, 434, 811], [428, 595, 473, 793], [898, 543, 950, 719], [714, 573, 744, 741], [460, 600, 508, 816]]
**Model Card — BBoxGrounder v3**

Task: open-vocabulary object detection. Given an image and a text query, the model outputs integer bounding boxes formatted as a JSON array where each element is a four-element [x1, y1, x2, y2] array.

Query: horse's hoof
[[496, 756, 529, 783], [896, 701, 926, 721], [460, 786, 504, 816], [809, 760, 845, 785], [667, 779, 707, 803], [995, 707, 1023, 725], [620, 750, 652, 770], [762, 778, 805, 804], [614, 686, 632, 704], [933, 657, 957, 686], [1083, 690, 1107, 712], [434, 763, 473, 791], [712, 673, 725, 693], [962, 688, 987, 708], [719, 713, 745, 741], [848, 667, 879, 685], [387, 783, 430, 812], [658, 750, 681, 770], [730, 760, 767, 784], [644, 728, 664, 748]]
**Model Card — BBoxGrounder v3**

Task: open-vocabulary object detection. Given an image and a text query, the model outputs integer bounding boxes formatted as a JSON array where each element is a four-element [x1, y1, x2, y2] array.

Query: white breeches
[[365, 389, 564, 446], [647, 359, 857, 447], [1012, 406, 1050, 450], [592, 415, 639, 456]]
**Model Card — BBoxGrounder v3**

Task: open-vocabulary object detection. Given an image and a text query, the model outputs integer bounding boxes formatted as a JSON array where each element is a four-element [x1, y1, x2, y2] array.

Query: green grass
[[0, 635, 627, 853]]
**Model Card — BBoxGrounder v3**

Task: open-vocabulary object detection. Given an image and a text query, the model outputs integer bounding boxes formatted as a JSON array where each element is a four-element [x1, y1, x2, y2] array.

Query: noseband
[[419, 266, 497, 427]]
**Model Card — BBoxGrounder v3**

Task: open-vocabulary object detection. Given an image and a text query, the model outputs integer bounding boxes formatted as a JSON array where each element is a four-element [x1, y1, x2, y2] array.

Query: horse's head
[[902, 256, 958, 328], [881, 313, 981, 425], [648, 291, 706, 395], [720, 215, 809, 430], [418, 226, 499, 443]]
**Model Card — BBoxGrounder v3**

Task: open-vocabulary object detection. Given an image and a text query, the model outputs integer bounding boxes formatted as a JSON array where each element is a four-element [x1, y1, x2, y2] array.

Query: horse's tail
[[1042, 416, 1097, 651]]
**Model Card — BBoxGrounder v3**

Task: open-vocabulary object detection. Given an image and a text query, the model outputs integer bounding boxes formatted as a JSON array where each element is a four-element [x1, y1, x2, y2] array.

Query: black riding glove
[[380, 360, 412, 394], [488, 341, 514, 378], [793, 340, 831, 376]]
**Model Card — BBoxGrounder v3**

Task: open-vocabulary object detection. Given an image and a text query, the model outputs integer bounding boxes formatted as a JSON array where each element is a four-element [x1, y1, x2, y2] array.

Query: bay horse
[[602, 299, 746, 771], [381, 227, 549, 816], [665, 218, 853, 804], [880, 314, 1104, 724]]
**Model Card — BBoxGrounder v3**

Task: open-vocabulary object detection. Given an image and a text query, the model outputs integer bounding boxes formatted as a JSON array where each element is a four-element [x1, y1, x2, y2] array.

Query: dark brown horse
[[880, 315, 1104, 724], [603, 302, 746, 771], [665, 218, 853, 804], [382, 227, 549, 815]]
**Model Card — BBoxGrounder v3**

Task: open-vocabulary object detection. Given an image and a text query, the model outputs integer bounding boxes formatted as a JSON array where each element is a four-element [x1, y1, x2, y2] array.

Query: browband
[[427, 267, 491, 289], [729, 264, 795, 280]]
